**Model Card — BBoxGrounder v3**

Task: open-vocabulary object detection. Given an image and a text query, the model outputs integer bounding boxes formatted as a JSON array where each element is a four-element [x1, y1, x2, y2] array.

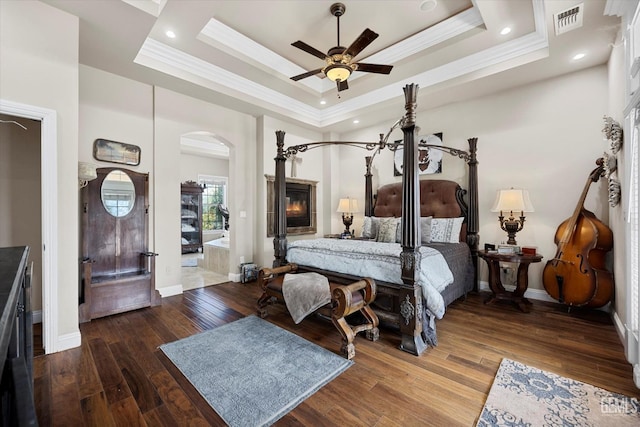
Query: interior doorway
[[179, 132, 232, 290], [0, 99, 58, 354]]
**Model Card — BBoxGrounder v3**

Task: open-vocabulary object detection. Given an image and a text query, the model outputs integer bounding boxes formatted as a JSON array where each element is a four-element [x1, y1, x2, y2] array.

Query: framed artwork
[[393, 132, 443, 176], [93, 138, 141, 166]]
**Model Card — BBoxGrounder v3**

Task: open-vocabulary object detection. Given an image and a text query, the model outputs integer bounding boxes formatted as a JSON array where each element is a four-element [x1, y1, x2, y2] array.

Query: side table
[[478, 250, 543, 312]]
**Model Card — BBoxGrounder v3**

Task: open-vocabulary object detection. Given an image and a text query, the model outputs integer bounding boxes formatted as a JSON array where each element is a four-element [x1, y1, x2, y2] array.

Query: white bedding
[[286, 238, 454, 319]]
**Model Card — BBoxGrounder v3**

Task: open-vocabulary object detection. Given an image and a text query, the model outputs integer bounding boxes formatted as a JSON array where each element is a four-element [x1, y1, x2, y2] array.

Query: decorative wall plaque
[[93, 138, 141, 166]]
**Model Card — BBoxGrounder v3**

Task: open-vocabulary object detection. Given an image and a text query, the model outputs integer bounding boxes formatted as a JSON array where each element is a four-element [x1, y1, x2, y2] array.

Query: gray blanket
[[282, 272, 331, 324]]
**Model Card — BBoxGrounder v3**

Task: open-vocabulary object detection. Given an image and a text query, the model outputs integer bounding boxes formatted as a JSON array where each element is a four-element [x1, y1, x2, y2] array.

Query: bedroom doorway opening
[[180, 132, 231, 289], [0, 99, 58, 354]]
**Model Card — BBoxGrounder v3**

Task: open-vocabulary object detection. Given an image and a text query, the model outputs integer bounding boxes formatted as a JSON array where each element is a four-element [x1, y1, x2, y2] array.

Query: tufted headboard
[[373, 179, 468, 241]]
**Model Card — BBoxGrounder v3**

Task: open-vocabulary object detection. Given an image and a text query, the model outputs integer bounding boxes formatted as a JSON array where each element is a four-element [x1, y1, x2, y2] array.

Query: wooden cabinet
[[181, 181, 205, 253], [79, 168, 161, 323], [0, 246, 37, 425]]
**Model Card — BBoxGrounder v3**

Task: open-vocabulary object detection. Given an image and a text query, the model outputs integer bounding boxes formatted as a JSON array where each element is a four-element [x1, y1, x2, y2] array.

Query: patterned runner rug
[[477, 358, 640, 426], [160, 315, 352, 427]]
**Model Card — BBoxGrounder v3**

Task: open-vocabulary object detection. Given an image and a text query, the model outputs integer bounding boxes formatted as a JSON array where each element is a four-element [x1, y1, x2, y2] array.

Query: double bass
[[542, 159, 614, 308]]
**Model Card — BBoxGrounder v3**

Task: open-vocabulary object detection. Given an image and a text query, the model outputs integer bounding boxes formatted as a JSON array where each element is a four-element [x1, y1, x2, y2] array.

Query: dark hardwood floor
[[33, 282, 640, 426]]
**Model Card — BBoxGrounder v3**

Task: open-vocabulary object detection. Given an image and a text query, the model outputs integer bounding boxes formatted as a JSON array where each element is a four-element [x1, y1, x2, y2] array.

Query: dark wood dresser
[[0, 246, 37, 425]]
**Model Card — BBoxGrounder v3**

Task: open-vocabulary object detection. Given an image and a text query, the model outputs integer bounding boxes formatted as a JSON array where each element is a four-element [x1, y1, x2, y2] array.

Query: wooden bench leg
[[332, 316, 356, 360], [362, 305, 380, 342], [331, 278, 379, 360], [256, 293, 272, 318]]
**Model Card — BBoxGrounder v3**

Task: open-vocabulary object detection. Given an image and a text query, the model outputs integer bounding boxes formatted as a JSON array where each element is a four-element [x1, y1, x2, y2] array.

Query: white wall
[[0, 0, 80, 349], [180, 154, 229, 183], [79, 65, 155, 249], [339, 66, 611, 293], [154, 87, 256, 291], [608, 29, 630, 326], [256, 116, 325, 267]]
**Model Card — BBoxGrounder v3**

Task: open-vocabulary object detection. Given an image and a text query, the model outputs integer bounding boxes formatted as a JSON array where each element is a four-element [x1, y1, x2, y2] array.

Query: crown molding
[[135, 0, 548, 129], [364, 7, 484, 68], [135, 38, 323, 126], [198, 18, 324, 93], [198, 5, 484, 94], [604, 0, 638, 18]]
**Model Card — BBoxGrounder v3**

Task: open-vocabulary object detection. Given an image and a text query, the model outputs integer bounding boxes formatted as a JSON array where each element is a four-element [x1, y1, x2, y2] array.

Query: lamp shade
[[336, 198, 359, 213], [490, 189, 534, 213]]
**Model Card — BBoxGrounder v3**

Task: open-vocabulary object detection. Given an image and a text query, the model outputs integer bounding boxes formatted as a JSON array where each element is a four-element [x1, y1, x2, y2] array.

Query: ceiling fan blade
[[291, 41, 328, 60], [337, 79, 349, 92], [355, 63, 393, 74], [343, 28, 379, 58], [290, 68, 324, 81]]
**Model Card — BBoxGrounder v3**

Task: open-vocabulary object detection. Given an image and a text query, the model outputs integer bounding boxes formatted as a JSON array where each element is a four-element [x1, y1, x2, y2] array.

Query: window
[[198, 175, 227, 231]]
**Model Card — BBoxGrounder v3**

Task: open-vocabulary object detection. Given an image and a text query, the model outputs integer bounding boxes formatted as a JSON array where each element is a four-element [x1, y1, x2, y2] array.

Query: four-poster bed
[[265, 84, 479, 355]]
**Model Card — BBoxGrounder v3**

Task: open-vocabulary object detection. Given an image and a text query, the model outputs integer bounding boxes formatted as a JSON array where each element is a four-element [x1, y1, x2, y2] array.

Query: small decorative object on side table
[[479, 249, 543, 312]]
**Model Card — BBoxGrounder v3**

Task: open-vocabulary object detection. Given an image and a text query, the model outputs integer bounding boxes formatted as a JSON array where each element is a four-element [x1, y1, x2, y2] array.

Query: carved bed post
[[398, 84, 427, 356], [466, 137, 479, 290], [273, 131, 288, 267], [364, 156, 374, 217]]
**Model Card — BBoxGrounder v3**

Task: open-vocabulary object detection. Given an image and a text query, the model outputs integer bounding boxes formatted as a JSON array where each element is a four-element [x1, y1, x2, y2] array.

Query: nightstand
[[478, 250, 543, 312]]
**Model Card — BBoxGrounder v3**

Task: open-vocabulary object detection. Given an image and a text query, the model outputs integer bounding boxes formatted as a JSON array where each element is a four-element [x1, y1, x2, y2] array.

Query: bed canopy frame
[[272, 84, 479, 355]]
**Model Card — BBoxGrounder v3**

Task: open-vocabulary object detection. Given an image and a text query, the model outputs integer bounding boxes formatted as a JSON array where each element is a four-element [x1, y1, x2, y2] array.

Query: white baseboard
[[159, 284, 183, 298], [229, 273, 241, 282], [53, 331, 82, 353], [33, 310, 42, 324], [477, 280, 558, 303], [612, 310, 627, 346]]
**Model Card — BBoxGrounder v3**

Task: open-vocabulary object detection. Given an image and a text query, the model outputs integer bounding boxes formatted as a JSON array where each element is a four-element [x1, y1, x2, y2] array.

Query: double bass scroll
[[542, 158, 614, 308]]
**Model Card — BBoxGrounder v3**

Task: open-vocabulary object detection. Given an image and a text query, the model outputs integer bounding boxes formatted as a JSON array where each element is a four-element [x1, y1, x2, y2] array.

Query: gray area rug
[[477, 358, 640, 426], [159, 315, 353, 426]]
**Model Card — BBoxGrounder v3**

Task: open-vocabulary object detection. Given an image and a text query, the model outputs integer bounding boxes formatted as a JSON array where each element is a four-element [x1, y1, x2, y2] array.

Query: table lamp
[[490, 188, 534, 245], [336, 198, 359, 238]]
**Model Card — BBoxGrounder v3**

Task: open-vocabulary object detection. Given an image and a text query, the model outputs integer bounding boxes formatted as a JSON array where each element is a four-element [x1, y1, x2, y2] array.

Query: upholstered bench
[[257, 263, 379, 359]]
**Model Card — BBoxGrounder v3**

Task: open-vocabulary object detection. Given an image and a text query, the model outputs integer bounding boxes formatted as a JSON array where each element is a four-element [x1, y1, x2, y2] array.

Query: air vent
[[554, 3, 584, 35]]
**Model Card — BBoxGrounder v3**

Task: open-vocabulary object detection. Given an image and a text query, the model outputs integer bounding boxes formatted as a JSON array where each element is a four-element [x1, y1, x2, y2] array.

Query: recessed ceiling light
[[500, 27, 512, 35], [166, 30, 176, 39], [353, 120, 360, 124], [320, 100, 326, 105], [573, 53, 586, 60], [419, 0, 437, 12]]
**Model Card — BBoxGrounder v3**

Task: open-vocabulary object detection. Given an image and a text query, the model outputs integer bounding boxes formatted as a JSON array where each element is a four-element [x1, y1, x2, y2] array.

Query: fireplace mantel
[[265, 175, 317, 236]]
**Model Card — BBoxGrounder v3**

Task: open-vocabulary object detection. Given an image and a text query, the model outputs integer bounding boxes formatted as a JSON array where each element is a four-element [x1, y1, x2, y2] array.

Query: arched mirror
[[101, 169, 135, 217]]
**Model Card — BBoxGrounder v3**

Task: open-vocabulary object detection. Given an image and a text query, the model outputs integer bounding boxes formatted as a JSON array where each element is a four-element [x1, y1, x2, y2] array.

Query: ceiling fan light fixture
[[325, 64, 352, 82]]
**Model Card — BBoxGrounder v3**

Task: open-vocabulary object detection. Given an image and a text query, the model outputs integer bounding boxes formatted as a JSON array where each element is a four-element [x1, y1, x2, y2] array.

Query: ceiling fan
[[290, 2, 393, 93]]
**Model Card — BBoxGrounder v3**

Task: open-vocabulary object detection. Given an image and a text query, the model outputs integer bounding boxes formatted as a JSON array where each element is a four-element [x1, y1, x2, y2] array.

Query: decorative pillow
[[420, 216, 433, 244], [361, 216, 380, 239], [393, 216, 432, 243], [376, 217, 399, 243], [430, 217, 464, 243]]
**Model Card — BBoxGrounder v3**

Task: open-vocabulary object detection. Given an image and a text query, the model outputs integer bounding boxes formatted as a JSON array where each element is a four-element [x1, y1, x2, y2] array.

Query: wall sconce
[[490, 188, 534, 245], [336, 197, 359, 238], [78, 162, 98, 188]]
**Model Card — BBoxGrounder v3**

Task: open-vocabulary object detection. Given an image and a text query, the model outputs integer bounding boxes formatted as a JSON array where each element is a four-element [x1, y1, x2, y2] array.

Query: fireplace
[[266, 175, 317, 236], [285, 183, 311, 227]]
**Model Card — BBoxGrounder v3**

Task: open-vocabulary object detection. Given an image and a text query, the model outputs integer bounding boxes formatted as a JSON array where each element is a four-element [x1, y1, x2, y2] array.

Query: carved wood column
[[364, 156, 374, 217], [273, 131, 288, 267], [466, 137, 479, 290], [399, 84, 427, 356]]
